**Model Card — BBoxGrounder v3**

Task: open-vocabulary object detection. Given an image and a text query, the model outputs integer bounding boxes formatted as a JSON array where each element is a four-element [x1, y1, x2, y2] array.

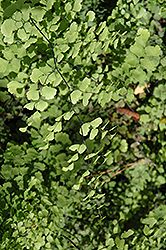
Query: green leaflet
[[140, 58, 156, 72], [80, 123, 90, 136], [65, 2, 72, 13], [62, 163, 74, 171], [145, 45, 161, 56], [35, 100, 48, 111], [0, 58, 8, 73], [125, 53, 139, 67], [27, 111, 41, 129], [119, 139, 128, 153], [83, 92, 92, 106], [79, 77, 91, 91], [73, 0, 82, 12], [69, 144, 86, 154], [64, 111, 74, 120], [135, 28, 150, 47], [1, 18, 15, 37], [90, 117, 102, 129], [8, 81, 25, 97], [142, 217, 157, 228], [17, 28, 30, 42], [27, 84, 39, 101], [130, 44, 144, 57], [30, 68, 43, 83], [121, 229, 134, 239], [71, 89, 82, 104], [31, 7, 46, 22], [68, 153, 79, 163], [131, 67, 147, 84], [86, 10, 95, 21], [89, 128, 98, 140], [41, 86, 57, 99]]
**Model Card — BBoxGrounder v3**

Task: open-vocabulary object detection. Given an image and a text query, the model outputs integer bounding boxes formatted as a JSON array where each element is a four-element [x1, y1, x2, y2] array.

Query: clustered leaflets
[[0, 0, 166, 249]]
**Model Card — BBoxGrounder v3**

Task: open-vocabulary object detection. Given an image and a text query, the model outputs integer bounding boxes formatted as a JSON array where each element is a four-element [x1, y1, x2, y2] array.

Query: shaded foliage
[[0, 0, 166, 249]]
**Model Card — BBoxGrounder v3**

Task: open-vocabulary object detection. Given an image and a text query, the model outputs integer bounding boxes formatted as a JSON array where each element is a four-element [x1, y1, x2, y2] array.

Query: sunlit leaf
[[41, 86, 57, 99], [90, 117, 102, 128], [89, 128, 98, 140], [27, 84, 39, 100], [8, 81, 25, 97], [71, 89, 82, 104]]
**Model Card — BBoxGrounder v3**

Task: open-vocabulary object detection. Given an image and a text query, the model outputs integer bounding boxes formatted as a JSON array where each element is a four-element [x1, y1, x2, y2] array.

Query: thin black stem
[[29, 14, 90, 168]]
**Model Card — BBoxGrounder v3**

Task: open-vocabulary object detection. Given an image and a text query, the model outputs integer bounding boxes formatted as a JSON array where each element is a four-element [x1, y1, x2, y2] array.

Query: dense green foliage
[[0, 0, 166, 249]]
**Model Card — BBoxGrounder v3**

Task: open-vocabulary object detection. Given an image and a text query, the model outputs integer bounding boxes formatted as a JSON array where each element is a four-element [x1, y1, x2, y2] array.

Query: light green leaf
[[90, 117, 102, 128], [131, 67, 146, 83], [19, 127, 28, 133], [59, 44, 69, 53], [8, 81, 25, 97], [86, 10, 95, 21], [130, 44, 144, 57], [1, 19, 15, 37], [27, 84, 39, 100], [80, 123, 90, 136], [114, 38, 119, 49], [83, 190, 95, 201], [140, 114, 151, 123], [101, 131, 108, 140], [64, 111, 74, 120], [45, 132, 54, 141], [89, 128, 98, 140], [135, 28, 150, 47], [73, 0, 82, 12], [31, 7, 46, 22], [65, 2, 72, 13], [72, 42, 82, 58], [140, 58, 156, 72], [125, 53, 139, 67], [121, 229, 134, 238], [28, 176, 37, 189], [73, 184, 80, 190], [145, 45, 161, 56], [83, 93, 92, 106], [41, 86, 57, 99], [156, 175, 166, 184], [52, 74, 62, 87], [79, 77, 91, 91], [96, 21, 106, 35], [78, 144, 86, 154], [24, 102, 35, 110], [54, 122, 62, 132], [115, 237, 125, 249], [106, 238, 115, 247], [84, 152, 97, 160], [30, 68, 43, 83], [119, 139, 128, 153], [10, 58, 20, 73], [143, 225, 150, 235], [0, 58, 8, 73], [62, 163, 74, 171], [105, 152, 113, 165], [82, 170, 90, 178], [35, 100, 48, 111], [71, 90, 82, 104], [142, 217, 157, 227], [136, 8, 147, 19], [17, 28, 29, 42], [99, 26, 108, 41], [27, 111, 41, 129], [68, 153, 79, 163], [69, 144, 79, 151]]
